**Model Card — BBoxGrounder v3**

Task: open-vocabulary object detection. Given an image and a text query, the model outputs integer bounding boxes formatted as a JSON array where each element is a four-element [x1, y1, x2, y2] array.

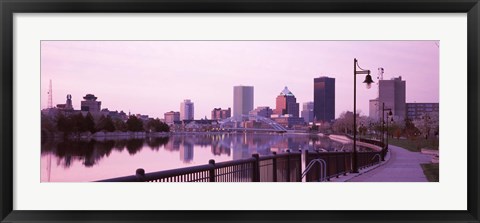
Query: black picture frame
[[1, 0, 479, 222]]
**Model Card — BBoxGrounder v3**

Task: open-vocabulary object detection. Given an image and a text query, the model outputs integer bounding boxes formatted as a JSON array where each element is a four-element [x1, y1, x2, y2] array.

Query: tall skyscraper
[[314, 77, 335, 122], [274, 86, 299, 117], [301, 102, 314, 123], [233, 86, 254, 119], [180, 99, 194, 120], [376, 76, 406, 121]]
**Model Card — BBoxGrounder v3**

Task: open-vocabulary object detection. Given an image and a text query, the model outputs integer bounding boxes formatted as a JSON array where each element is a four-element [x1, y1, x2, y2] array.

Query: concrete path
[[347, 144, 433, 182]]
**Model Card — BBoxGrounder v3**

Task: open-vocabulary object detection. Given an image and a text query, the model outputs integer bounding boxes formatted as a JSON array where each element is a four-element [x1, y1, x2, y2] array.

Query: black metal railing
[[98, 139, 383, 183], [304, 150, 382, 182], [98, 150, 302, 182]]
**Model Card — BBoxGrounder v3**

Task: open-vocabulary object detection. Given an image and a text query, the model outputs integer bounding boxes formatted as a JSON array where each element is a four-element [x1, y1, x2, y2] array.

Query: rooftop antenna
[[377, 68, 384, 99], [377, 68, 384, 122], [47, 79, 53, 108]]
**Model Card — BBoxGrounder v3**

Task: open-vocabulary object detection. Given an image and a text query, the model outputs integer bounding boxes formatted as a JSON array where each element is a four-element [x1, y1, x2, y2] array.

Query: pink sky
[[41, 41, 439, 119]]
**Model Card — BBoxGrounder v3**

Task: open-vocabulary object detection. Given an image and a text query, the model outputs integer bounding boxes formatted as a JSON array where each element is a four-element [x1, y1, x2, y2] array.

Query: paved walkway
[[347, 144, 433, 182]]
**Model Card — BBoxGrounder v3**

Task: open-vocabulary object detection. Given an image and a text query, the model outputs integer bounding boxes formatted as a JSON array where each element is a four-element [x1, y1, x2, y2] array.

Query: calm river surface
[[41, 133, 346, 182]]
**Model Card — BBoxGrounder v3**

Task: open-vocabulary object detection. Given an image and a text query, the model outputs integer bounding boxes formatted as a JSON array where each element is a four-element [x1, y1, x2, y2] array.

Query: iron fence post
[[252, 154, 260, 182], [326, 152, 331, 181], [286, 149, 291, 182], [297, 150, 302, 182], [335, 153, 340, 178], [272, 152, 277, 182], [316, 150, 323, 181], [209, 159, 215, 182], [136, 168, 145, 182], [304, 150, 309, 181]]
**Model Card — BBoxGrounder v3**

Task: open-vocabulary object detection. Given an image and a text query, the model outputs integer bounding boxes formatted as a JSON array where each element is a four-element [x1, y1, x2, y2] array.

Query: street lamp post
[[381, 102, 393, 161], [353, 58, 373, 173]]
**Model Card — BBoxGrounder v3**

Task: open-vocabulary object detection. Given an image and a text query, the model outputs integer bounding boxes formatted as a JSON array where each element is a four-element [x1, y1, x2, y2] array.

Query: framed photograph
[[1, 0, 479, 222]]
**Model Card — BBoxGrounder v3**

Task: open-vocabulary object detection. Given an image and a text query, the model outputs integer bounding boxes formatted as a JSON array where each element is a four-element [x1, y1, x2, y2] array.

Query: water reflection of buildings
[[41, 134, 348, 181], [164, 137, 181, 151], [232, 141, 251, 160], [41, 138, 168, 169], [229, 134, 282, 159], [180, 141, 194, 163], [211, 143, 231, 156]]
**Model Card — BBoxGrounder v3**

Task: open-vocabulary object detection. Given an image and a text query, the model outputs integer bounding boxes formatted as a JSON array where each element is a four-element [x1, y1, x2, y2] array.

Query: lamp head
[[363, 73, 374, 89], [388, 111, 393, 116]]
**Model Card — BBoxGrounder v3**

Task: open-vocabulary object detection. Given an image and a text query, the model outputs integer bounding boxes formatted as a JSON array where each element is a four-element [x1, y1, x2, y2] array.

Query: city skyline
[[41, 41, 439, 119]]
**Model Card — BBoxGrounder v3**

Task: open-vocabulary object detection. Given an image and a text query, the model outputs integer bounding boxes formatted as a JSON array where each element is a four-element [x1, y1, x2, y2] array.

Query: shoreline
[[42, 130, 321, 141]]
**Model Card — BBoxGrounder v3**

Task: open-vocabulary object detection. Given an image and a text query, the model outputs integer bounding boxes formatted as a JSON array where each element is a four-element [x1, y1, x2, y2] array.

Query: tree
[[412, 113, 439, 139], [97, 115, 116, 132], [71, 113, 87, 134], [56, 113, 73, 137], [146, 118, 170, 132], [318, 122, 332, 133], [126, 115, 144, 132], [403, 118, 419, 139], [85, 112, 96, 133], [104, 116, 116, 132], [156, 120, 170, 132], [358, 125, 368, 136], [113, 118, 128, 132], [41, 113, 56, 132], [309, 123, 319, 132], [332, 111, 355, 134]]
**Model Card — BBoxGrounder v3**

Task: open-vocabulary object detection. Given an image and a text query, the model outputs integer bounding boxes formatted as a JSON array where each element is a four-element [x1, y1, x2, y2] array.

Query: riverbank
[[328, 134, 382, 152], [43, 131, 170, 141], [44, 130, 319, 141]]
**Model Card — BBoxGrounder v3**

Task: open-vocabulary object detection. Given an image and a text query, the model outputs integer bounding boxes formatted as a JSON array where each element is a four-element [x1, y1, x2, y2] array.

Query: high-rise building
[[80, 94, 101, 112], [211, 108, 231, 120], [274, 86, 299, 117], [374, 76, 406, 121], [164, 111, 180, 125], [180, 99, 194, 121], [369, 98, 380, 121], [314, 77, 335, 122], [249, 106, 273, 118], [406, 103, 439, 120], [301, 102, 314, 123], [233, 86, 254, 119]]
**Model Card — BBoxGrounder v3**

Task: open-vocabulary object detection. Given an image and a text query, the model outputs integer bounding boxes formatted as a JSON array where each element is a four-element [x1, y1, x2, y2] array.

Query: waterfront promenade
[[347, 144, 433, 182]]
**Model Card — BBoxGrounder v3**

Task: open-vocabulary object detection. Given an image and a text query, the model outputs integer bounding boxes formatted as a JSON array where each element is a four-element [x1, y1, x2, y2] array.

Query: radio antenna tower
[[377, 68, 384, 99], [376, 68, 384, 121], [47, 79, 53, 108]]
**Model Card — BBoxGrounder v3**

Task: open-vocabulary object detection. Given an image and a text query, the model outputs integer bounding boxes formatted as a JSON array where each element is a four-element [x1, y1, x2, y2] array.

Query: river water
[[41, 133, 347, 182]]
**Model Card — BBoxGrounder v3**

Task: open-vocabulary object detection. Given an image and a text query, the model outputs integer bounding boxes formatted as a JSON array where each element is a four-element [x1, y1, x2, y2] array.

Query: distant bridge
[[218, 114, 288, 133]]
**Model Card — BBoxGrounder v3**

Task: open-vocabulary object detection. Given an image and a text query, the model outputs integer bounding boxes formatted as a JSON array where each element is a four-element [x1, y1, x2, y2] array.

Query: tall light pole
[[382, 102, 393, 161], [353, 58, 373, 173]]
